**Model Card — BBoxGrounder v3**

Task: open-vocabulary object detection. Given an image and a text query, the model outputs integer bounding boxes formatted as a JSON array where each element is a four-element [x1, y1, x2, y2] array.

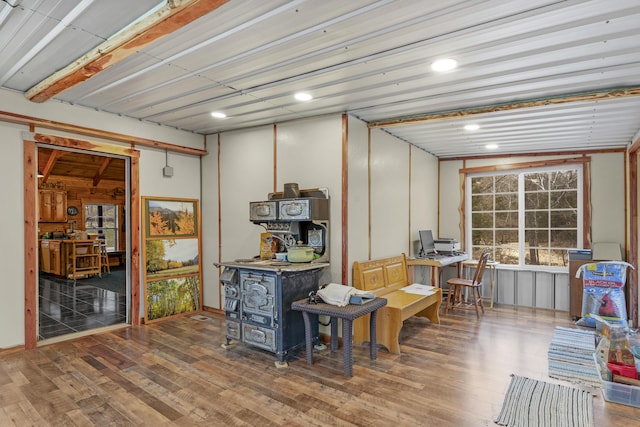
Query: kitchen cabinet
[[40, 240, 63, 275], [38, 189, 67, 222]]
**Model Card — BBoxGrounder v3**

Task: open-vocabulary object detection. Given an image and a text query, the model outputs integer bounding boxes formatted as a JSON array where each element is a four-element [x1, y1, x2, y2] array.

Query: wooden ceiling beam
[[93, 157, 112, 187], [40, 150, 65, 183], [25, 0, 229, 103], [368, 86, 640, 128]]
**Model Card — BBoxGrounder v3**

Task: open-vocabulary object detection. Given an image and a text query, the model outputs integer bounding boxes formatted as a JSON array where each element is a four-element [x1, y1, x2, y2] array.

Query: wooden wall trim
[[408, 146, 412, 255], [23, 133, 142, 346], [23, 140, 37, 350], [2, 111, 206, 156], [629, 151, 638, 326], [368, 86, 640, 129], [367, 127, 372, 260], [341, 114, 349, 284], [217, 134, 223, 306], [130, 155, 141, 326], [459, 156, 590, 174], [442, 147, 624, 162]]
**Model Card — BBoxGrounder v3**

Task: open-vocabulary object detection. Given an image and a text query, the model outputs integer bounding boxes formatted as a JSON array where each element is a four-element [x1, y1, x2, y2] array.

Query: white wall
[[370, 129, 410, 258], [0, 88, 203, 349], [347, 116, 369, 285], [410, 147, 439, 255]]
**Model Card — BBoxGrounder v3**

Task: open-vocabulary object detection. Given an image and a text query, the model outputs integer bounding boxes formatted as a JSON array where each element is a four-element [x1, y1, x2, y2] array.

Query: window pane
[[495, 229, 518, 246], [525, 230, 549, 246], [495, 193, 517, 210], [525, 192, 548, 209], [471, 246, 492, 260], [495, 211, 518, 228], [549, 170, 577, 190], [525, 211, 548, 228], [495, 174, 518, 192], [550, 190, 577, 209], [524, 172, 548, 191], [471, 176, 493, 193], [550, 249, 569, 267], [495, 248, 518, 265], [472, 212, 493, 228], [472, 194, 493, 211], [472, 230, 493, 246], [550, 210, 577, 228], [525, 248, 549, 265], [550, 229, 577, 247]]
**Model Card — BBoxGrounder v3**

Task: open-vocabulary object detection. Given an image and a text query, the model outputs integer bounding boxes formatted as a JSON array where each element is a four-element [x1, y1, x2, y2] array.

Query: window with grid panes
[[466, 166, 582, 268], [84, 204, 118, 251]]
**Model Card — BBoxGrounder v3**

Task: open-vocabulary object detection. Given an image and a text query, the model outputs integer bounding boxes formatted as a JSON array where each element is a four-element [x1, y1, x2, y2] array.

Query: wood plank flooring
[[1, 306, 638, 426]]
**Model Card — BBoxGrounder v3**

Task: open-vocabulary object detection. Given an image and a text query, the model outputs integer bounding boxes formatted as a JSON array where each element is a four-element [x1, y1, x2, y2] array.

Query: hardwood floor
[[0, 306, 638, 426]]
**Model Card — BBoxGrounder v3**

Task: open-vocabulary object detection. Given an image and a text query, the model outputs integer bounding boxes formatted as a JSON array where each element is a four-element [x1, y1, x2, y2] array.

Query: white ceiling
[[1, 0, 640, 158]]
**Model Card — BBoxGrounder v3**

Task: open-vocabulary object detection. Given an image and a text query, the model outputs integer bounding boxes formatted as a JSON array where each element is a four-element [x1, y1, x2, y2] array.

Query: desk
[[407, 253, 469, 287], [462, 259, 500, 309], [291, 297, 387, 377]]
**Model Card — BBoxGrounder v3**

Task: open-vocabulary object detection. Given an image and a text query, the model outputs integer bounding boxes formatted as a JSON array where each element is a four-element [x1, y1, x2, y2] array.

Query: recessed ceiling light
[[210, 112, 226, 119], [431, 58, 457, 72], [464, 124, 480, 131], [294, 92, 313, 101], [486, 143, 499, 150]]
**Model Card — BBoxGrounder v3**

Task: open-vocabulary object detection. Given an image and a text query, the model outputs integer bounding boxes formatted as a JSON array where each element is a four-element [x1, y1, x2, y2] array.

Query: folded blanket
[[317, 283, 372, 306]]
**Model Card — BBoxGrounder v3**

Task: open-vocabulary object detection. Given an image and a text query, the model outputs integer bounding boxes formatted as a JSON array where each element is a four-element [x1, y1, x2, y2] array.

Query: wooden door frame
[[23, 132, 140, 349]]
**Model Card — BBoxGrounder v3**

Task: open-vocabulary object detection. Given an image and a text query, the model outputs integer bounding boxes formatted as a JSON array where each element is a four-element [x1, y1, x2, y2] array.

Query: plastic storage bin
[[594, 354, 640, 408]]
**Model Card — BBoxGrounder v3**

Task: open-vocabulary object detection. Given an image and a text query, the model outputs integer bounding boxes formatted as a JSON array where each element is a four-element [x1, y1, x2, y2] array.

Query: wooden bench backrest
[[352, 254, 408, 297]]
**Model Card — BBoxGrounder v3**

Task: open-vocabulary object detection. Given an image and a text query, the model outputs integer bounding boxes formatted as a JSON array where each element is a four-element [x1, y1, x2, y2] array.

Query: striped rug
[[496, 375, 594, 427], [547, 327, 600, 388]]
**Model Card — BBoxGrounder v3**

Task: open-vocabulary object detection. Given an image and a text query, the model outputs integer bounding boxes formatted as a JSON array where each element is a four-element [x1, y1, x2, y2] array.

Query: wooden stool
[[95, 240, 110, 274]]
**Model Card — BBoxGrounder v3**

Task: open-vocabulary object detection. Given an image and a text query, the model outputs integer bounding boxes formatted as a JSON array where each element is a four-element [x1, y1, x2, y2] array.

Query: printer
[[434, 238, 460, 253]]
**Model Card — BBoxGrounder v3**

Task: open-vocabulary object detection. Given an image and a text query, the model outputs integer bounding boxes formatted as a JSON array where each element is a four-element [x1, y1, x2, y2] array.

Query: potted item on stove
[[287, 241, 314, 263]]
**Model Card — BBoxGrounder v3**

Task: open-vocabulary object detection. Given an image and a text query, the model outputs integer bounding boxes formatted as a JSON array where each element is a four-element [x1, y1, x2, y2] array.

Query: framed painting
[[144, 197, 198, 238], [142, 196, 202, 323]]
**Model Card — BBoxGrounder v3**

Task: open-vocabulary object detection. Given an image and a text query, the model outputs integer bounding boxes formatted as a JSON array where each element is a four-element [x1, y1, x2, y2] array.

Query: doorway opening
[[37, 146, 131, 341]]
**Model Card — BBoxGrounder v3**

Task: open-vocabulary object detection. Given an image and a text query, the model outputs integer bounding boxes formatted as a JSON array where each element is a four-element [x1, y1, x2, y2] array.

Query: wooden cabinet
[[40, 240, 63, 275], [38, 189, 67, 222], [67, 240, 101, 280]]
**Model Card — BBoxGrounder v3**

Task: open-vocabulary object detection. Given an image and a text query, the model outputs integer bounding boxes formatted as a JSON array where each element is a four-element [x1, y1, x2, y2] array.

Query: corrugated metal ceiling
[[1, 0, 640, 158]]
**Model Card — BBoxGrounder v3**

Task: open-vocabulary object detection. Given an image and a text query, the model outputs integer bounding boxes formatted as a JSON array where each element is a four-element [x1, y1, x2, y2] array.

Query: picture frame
[[144, 198, 198, 238], [142, 196, 202, 323]]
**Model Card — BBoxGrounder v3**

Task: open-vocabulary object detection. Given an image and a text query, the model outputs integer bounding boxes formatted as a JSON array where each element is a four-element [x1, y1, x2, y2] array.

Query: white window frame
[[465, 164, 583, 271]]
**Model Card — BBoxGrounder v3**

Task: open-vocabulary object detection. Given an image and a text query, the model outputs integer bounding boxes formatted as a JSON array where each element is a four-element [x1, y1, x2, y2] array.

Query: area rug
[[547, 327, 600, 388], [495, 374, 594, 427]]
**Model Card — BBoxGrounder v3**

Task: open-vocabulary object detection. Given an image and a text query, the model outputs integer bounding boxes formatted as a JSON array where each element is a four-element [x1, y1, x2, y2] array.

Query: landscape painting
[[144, 198, 198, 238], [145, 238, 199, 279], [146, 276, 201, 321]]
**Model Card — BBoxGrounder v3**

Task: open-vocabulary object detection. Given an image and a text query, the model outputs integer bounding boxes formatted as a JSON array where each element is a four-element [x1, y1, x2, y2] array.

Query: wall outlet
[[163, 165, 173, 177]]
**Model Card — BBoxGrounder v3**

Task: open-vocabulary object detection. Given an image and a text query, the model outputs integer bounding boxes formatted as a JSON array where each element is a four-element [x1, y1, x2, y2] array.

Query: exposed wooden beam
[[93, 157, 112, 187], [26, 0, 229, 103], [0, 110, 207, 156], [40, 150, 65, 183], [368, 86, 640, 128]]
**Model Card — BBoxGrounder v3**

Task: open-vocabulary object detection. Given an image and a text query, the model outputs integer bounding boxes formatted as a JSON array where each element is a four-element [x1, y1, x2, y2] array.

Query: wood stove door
[[240, 272, 276, 326]]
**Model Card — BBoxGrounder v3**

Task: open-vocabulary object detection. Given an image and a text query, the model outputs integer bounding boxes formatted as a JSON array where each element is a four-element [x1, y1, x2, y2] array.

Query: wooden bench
[[352, 253, 442, 354]]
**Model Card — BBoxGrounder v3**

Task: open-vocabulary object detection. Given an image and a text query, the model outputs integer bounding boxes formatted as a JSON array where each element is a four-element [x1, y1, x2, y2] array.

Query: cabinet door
[[38, 190, 67, 222], [40, 240, 51, 272], [38, 190, 54, 222], [53, 191, 67, 222], [49, 241, 62, 275]]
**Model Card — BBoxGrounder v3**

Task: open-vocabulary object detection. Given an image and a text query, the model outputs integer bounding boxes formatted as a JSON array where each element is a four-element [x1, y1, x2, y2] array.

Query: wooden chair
[[445, 252, 490, 318]]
